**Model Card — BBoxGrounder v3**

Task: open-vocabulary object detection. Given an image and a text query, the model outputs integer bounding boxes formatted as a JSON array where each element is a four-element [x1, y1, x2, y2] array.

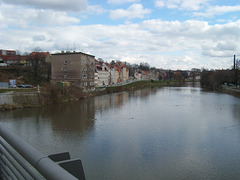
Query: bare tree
[[28, 47, 51, 81], [29, 53, 43, 77], [139, 62, 150, 71]]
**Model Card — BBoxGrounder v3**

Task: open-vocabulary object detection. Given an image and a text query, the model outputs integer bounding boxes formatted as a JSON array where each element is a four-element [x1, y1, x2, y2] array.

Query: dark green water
[[1, 84, 240, 179]]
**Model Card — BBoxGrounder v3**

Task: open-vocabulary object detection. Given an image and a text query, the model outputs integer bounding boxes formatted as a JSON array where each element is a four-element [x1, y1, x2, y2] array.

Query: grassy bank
[[219, 87, 240, 98], [0, 88, 37, 93], [0, 80, 181, 111], [104, 80, 181, 94]]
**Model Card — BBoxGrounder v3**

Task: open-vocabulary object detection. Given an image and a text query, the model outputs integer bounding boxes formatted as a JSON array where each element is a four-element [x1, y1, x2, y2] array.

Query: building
[[27, 52, 51, 66], [116, 62, 129, 82], [0, 50, 16, 56], [0, 49, 19, 65], [51, 51, 95, 91], [95, 61, 110, 86], [112, 65, 121, 84], [109, 61, 129, 84], [94, 60, 130, 85], [134, 71, 143, 80], [134, 69, 159, 81]]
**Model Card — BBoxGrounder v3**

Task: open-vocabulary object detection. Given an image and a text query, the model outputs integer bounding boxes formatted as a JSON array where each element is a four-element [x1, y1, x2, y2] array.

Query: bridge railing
[[0, 124, 86, 180]]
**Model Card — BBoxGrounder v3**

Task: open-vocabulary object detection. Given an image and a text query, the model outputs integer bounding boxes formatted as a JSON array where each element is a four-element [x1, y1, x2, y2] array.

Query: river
[[1, 83, 240, 179]]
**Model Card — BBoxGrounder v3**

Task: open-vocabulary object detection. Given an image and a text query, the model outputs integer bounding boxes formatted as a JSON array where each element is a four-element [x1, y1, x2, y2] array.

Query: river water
[[1, 83, 240, 179]]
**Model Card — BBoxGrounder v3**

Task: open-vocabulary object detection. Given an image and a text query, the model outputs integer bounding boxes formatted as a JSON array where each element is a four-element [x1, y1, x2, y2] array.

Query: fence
[[0, 124, 85, 180], [0, 82, 8, 88]]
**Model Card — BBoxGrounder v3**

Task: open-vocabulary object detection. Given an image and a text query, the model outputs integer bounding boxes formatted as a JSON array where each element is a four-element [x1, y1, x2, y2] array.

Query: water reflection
[[50, 100, 95, 133], [94, 89, 159, 112], [94, 92, 129, 111], [1, 85, 240, 180]]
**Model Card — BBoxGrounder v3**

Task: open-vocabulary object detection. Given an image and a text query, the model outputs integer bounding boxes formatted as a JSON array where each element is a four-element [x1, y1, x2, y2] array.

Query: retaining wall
[[0, 92, 40, 105]]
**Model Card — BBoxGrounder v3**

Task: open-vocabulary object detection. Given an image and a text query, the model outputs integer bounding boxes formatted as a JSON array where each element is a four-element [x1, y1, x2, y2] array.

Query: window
[[64, 60, 67, 65], [64, 74, 67, 79], [64, 67, 67, 71]]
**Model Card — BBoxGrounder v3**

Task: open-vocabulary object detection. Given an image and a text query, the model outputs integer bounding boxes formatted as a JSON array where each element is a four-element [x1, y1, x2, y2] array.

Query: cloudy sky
[[1, 0, 240, 70]]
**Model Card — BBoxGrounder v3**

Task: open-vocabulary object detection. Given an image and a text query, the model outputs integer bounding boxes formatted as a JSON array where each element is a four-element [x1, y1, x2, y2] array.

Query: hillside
[[0, 67, 49, 85]]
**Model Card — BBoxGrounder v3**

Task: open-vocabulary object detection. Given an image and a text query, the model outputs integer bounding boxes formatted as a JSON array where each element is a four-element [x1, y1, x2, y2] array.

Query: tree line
[[200, 59, 240, 90]]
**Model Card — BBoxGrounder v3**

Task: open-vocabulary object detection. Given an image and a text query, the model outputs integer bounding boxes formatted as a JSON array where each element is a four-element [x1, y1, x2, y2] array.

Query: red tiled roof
[[141, 70, 149, 75], [3, 55, 21, 61]]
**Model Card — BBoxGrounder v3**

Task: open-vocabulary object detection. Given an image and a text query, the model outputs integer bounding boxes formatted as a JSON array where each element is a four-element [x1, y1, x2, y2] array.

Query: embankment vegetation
[[1, 80, 181, 110], [0, 67, 49, 86], [200, 69, 240, 97], [200, 70, 235, 90], [41, 80, 180, 104], [105, 80, 181, 93]]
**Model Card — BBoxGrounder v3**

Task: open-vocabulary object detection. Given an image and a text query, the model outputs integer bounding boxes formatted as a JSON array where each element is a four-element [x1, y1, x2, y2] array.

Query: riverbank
[[1, 81, 239, 111], [219, 86, 240, 98], [0, 80, 181, 111], [97, 80, 182, 94]]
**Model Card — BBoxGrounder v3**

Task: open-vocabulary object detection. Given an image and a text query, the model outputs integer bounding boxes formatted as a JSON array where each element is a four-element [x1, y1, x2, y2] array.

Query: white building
[[95, 62, 110, 86]]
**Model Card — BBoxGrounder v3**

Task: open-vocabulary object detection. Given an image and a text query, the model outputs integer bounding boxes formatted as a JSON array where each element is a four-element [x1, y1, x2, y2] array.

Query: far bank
[[0, 80, 184, 111], [3, 80, 238, 111]]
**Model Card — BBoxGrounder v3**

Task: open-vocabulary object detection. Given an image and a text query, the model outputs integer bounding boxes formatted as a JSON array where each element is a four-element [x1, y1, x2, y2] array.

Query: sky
[[1, 0, 240, 70]]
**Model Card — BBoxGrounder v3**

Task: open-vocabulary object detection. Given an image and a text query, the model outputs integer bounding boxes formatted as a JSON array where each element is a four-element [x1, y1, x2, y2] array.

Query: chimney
[[234, 55, 236, 70]]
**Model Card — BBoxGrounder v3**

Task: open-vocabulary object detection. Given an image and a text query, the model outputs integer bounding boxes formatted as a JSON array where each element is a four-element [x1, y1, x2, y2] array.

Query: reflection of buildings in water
[[114, 92, 129, 108], [94, 89, 158, 113], [94, 92, 129, 112], [2, 88, 158, 138], [0, 108, 47, 140], [94, 95, 112, 111], [122, 91, 129, 105], [50, 100, 95, 135], [132, 88, 158, 99], [132, 89, 141, 98]]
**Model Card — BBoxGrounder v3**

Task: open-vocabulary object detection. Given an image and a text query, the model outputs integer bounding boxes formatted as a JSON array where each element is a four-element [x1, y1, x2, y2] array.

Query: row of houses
[[50, 51, 162, 91], [95, 60, 129, 86], [0, 49, 201, 91], [51, 52, 131, 91], [0, 49, 153, 91], [0, 49, 51, 66], [134, 70, 159, 81]]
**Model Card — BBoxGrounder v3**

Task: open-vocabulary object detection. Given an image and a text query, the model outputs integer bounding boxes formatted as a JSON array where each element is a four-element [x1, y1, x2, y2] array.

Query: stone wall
[[0, 92, 40, 105], [0, 92, 14, 104]]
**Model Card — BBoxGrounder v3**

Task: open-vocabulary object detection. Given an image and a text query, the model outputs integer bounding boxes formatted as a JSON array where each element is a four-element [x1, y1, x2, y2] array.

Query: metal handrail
[[0, 124, 80, 180]]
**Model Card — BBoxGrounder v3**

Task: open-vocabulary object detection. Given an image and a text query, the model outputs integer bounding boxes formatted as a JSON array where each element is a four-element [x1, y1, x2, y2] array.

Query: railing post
[[0, 124, 83, 180]]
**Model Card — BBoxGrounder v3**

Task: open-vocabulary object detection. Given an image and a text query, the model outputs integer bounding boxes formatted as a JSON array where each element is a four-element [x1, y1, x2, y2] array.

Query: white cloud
[[0, 12, 7, 28], [202, 39, 240, 57], [87, 5, 106, 15], [194, 5, 240, 17], [1, 0, 88, 11], [33, 10, 80, 26], [110, 4, 151, 20], [32, 35, 46, 41], [0, 4, 80, 28], [155, 1, 165, 8], [1, 10, 240, 69], [107, 0, 140, 5], [155, 0, 211, 11]]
